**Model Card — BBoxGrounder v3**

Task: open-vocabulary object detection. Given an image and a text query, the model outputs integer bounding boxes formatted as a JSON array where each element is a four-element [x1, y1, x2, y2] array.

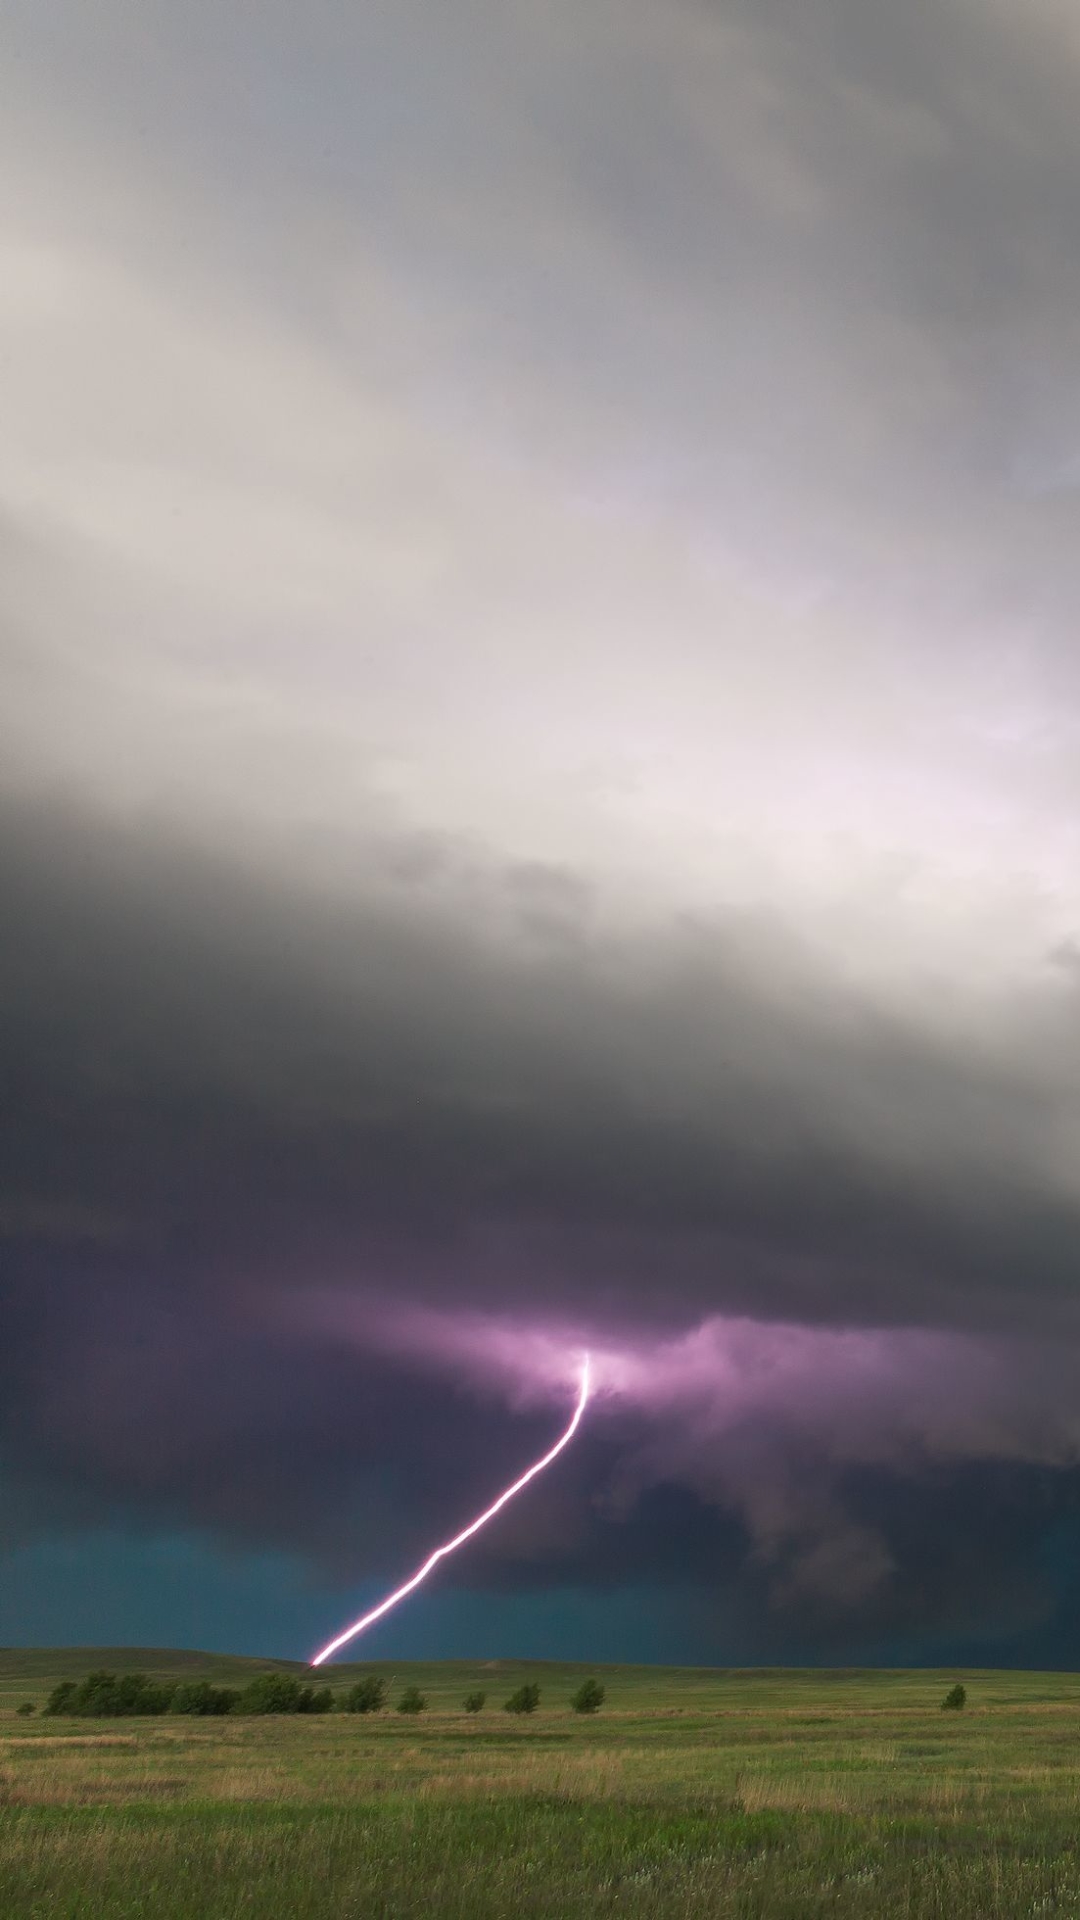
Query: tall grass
[[3, 1659, 1080, 1915]]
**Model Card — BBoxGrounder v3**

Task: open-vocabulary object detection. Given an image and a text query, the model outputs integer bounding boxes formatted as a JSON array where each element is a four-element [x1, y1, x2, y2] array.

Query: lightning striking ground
[[310, 1356, 591, 1665]]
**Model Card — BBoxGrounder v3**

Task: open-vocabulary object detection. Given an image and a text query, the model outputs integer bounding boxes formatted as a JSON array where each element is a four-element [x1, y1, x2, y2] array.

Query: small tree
[[172, 1682, 208, 1716], [302, 1687, 334, 1715], [73, 1670, 123, 1716], [114, 1674, 175, 1715], [504, 1683, 540, 1715], [941, 1683, 967, 1711], [43, 1681, 77, 1717], [172, 1681, 240, 1717], [239, 1673, 306, 1716], [397, 1686, 426, 1714], [60, 1671, 176, 1717], [16, 1701, 35, 1717], [570, 1678, 605, 1715], [342, 1675, 386, 1714], [463, 1691, 486, 1714]]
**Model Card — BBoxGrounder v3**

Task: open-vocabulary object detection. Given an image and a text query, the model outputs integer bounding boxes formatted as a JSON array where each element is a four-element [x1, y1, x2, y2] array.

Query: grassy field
[[4, 1652, 1080, 1916]]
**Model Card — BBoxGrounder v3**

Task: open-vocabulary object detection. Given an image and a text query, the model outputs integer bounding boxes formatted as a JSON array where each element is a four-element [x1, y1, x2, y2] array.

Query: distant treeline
[[38, 1670, 607, 1717], [43, 1671, 332, 1718]]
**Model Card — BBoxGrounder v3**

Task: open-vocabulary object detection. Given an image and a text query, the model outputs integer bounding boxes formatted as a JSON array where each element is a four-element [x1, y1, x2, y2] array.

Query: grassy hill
[[5, 1646, 1080, 1712], [0, 1645, 306, 1697]]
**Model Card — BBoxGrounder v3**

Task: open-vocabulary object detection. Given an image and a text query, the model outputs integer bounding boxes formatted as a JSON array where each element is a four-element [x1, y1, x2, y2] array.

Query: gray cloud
[[4, 792, 1080, 1328], [5, 0, 1080, 1652]]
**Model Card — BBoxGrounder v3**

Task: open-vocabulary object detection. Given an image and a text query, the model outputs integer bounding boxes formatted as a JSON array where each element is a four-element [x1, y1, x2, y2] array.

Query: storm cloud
[[5, 0, 1080, 1661]]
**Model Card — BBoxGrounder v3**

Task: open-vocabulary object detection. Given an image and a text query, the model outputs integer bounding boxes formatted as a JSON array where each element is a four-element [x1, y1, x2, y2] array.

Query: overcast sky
[[5, 0, 1080, 1665]]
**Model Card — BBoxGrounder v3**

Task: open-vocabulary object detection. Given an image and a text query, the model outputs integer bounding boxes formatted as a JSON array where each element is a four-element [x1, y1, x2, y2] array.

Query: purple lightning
[[310, 1355, 592, 1666]]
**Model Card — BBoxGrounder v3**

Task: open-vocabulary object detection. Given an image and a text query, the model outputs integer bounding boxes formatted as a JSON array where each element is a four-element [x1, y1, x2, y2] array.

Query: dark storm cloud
[[5, 793, 1080, 1645], [4, 793, 1080, 1333], [6, 0, 1080, 1652]]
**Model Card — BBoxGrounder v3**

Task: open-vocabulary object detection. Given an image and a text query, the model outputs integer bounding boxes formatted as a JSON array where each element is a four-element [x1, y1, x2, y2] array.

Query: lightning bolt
[[310, 1355, 592, 1665]]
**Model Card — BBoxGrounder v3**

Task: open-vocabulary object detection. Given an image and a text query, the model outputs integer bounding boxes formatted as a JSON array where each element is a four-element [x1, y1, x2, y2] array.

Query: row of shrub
[[343, 1678, 606, 1714], [23, 1674, 970, 1718], [41, 1672, 334, 1719], [35, 1671, 606, 1718]]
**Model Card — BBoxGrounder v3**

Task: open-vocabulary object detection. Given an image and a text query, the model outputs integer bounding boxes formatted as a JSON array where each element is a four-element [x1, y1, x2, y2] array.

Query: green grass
[[4, 1652, 1080, 1915]]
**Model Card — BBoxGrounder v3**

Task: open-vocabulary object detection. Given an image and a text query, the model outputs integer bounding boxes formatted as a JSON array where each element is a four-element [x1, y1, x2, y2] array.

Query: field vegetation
[[3, 1651, 1080, 1916]]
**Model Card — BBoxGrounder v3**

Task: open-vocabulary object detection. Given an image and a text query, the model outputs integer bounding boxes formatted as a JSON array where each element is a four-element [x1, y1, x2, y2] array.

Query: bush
[[239, 1673, 308, 1716], [504, 1683, 540, 1715], [114, 1674, 176, 1716], [397, 1686, 426, 1714], [342, 1676, 387, 1714], [463, 1691, 486, 1713], [304, 1687, 334, 1715], [16, 1701, 35, 1717], [180, 1673, 330, 1716], [941, 1683, 967, 1711], [570, 1678, 605, 1714], [44, 1672, 176, 1717], [41, 1667, 333, 1721], [172, 1681, 241, 1716], [120, 1674, 172, 1716], [74, 1672, 118, 1716]]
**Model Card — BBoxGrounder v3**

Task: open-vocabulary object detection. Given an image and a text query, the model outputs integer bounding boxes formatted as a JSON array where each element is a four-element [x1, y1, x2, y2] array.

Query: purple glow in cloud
[[310, 1355, 591, 1665], [299, 1295, 1080, 1613]]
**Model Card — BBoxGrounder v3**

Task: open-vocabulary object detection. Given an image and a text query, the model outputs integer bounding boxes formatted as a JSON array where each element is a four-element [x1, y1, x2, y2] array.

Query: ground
[[3, 1652, 1080, 1916]]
